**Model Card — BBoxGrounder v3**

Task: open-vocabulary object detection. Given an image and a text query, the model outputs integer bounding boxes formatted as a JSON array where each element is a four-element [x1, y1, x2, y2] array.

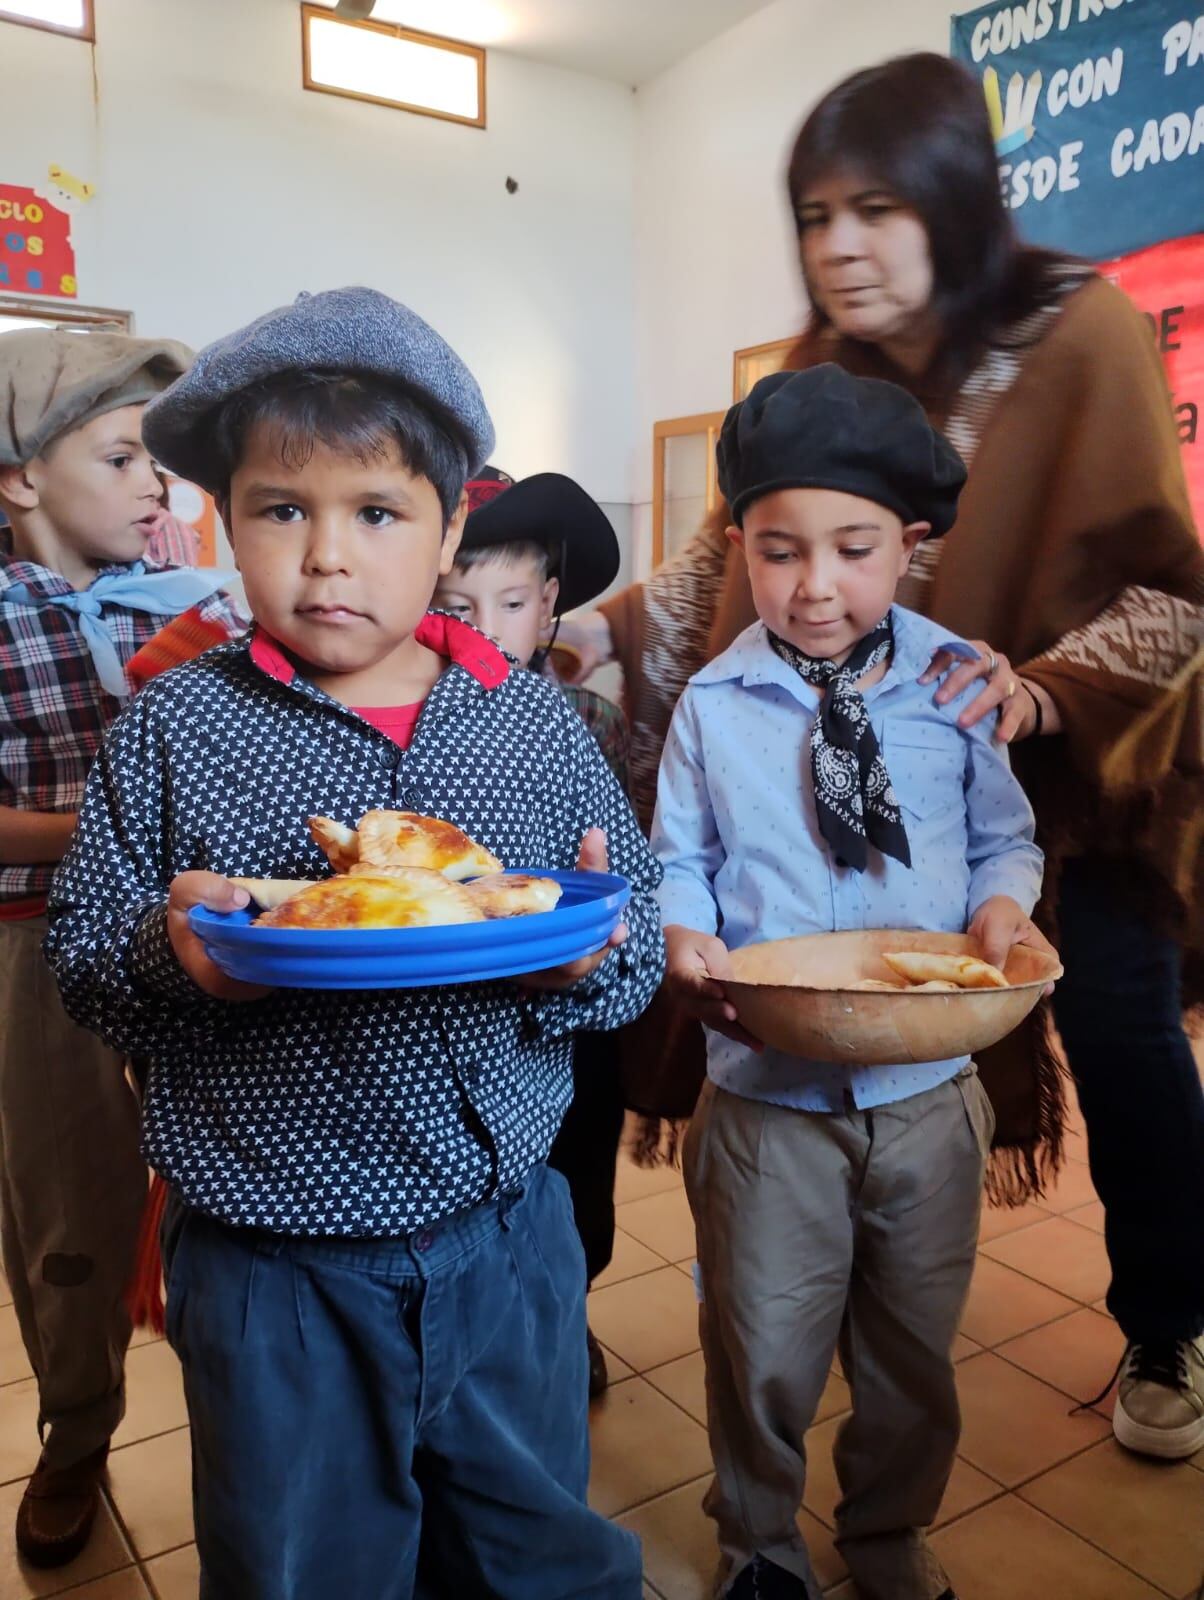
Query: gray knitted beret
[[143, 287, 495, 491]]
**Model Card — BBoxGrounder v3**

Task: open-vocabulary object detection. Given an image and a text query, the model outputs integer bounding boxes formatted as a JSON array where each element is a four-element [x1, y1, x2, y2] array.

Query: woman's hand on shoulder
[[664, 924, 762, 1050], [920, 640, 1046, 744]]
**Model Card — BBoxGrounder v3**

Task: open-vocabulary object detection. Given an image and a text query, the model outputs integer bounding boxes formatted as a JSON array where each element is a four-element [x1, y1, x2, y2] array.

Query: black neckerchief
[[769, 616, 911, 873]]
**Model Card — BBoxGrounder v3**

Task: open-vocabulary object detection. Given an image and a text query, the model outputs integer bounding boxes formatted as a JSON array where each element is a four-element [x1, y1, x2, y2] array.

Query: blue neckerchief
[[4, 563, 233, 700]]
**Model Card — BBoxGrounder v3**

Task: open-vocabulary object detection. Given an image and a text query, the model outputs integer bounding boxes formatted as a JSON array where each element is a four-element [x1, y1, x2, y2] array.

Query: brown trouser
[[684, 1069, 994, 1600], [0, 917, 145, 1468]]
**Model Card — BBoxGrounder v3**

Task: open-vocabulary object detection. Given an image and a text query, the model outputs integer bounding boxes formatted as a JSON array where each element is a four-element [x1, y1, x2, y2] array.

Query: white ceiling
[[306, 1, 777, 86]]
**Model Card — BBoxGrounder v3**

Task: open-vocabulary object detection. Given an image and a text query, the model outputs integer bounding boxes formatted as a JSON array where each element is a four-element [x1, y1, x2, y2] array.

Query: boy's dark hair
[[208, 369, 469, 522], [453, 539, 558, 583]]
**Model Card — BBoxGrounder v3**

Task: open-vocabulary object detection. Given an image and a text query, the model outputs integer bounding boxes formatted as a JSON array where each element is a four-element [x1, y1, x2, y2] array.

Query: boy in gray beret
[[654, 366, 1052, 1600], [0, 327, 239, 1570], [46, 287, 662, 1599]]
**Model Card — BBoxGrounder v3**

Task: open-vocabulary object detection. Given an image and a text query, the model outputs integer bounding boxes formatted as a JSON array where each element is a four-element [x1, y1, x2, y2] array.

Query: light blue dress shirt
[[652, 607, 1044, 1112]]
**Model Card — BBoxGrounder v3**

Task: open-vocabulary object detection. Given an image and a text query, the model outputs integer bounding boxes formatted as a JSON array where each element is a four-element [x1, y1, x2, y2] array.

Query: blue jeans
[[162, 1164, 641, 1599], [1052, 857, 1204, 1344]]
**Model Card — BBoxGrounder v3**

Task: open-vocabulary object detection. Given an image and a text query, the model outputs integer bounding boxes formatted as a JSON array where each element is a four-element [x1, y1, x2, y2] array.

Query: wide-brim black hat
[[460, 471, 620, 615]]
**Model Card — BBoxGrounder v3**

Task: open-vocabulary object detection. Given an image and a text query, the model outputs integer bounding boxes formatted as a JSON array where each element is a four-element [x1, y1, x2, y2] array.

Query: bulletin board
[[0, 183, 76, 300], [952, 0, 1202, 537]]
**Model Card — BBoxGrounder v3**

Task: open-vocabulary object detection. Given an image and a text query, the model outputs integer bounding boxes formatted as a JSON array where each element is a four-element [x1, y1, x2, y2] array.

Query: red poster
[[0, 184, 77, 300], [1101, 233, 1203, 542]]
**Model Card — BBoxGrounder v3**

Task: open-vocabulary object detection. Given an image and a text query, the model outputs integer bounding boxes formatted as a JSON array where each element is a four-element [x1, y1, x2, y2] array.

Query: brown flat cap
[[0, 328, 193, 468]]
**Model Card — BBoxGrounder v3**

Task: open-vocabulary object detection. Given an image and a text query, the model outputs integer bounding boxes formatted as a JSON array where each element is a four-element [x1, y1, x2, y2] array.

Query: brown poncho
[[605, 273, 1204, 1201]]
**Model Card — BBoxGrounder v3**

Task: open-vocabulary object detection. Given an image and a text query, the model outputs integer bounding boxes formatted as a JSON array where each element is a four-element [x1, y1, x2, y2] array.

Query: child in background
[[436, 466, 629, 1396], [655, 366, 1050, 1600], [0, 329, 237, 1568], [46, 288, 663, 1598], [144, 469, 202, 567]]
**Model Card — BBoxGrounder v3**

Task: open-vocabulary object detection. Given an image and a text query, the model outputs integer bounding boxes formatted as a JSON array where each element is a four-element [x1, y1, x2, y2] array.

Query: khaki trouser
[[0, 917, 145, 1468], [684, 1070, 994, 1600]]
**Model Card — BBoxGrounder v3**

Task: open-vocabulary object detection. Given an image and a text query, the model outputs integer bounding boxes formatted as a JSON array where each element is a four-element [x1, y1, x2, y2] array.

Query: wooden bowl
[[721, 929, 1062, 1065]]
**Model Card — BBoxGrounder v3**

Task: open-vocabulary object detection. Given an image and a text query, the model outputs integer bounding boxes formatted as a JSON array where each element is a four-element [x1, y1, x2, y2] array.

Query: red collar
[[248, 629, 297, 684], [248, 611, 510, 691]]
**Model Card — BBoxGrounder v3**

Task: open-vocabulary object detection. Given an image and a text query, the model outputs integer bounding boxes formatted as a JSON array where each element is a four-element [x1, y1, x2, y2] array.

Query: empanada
[[229, 877, 314, 910], [882, 951, 1008, 990], [308, 816, 360, 873], [256, 869, 485, 930], [851, 978, 907, 992], [908, 979, 961, 992], [462, 873, 563, 919], [356, 811, 503, 881]]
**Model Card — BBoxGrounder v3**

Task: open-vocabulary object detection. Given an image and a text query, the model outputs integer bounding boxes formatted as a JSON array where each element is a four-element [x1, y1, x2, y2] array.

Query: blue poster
[[950, 0, 1204, 259]]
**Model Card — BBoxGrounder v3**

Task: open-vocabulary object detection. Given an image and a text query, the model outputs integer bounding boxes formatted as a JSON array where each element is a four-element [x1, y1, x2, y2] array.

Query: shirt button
[[378, 748, 397, 770], [413, 1230, 435, 1252]]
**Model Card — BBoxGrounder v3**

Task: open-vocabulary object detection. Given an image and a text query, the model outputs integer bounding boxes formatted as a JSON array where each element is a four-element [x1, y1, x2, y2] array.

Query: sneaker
[[726, 1554, 810, 1598], [587, 1326, 609, 1400], [1113, 1336, 1204, 1460], [15, 1444, 108, 1569]]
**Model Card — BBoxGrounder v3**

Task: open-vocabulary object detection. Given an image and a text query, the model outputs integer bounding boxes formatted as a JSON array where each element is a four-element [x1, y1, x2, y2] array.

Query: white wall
[[631, 0, 977, 519], [0, 0, 637, 507], [3, 0, 993, 574]]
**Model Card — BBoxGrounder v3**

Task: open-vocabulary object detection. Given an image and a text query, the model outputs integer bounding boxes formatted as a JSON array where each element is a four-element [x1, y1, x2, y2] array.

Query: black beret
[[716, 364, 966, 535]]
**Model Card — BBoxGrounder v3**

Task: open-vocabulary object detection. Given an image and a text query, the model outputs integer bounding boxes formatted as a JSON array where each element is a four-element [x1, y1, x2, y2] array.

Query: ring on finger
[[986, 650, 999, 676], [1006, 678, 1017, 699]]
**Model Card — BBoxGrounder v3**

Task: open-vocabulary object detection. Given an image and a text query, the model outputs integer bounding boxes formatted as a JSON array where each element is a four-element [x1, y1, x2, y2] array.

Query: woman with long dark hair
[[566, 48, 1204, 1577]]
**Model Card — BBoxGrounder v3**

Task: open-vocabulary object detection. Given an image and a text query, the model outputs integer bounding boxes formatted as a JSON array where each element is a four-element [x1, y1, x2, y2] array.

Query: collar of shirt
[[691, 607, 968, 709], [248, 609, 511, 694]]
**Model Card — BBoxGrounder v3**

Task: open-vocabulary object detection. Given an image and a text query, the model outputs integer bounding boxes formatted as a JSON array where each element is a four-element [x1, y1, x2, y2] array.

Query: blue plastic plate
[[188, 869, 631, 990]]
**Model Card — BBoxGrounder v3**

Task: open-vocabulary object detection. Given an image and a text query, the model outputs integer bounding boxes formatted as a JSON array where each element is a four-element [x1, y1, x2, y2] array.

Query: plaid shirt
[[559, 683, 631, 794], [0, 556, 240, 909]]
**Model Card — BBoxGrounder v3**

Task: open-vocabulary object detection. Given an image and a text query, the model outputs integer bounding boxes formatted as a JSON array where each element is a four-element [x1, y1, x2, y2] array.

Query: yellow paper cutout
[[48, 166, 95, 204]]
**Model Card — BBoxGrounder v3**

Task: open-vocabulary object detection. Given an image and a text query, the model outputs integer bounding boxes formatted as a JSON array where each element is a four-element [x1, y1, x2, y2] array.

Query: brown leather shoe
[[16, 1444, 109, 1569]]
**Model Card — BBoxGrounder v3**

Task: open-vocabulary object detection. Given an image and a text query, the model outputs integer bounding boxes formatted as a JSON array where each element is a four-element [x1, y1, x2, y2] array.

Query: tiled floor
[[1, 1099, 1202, 1599]]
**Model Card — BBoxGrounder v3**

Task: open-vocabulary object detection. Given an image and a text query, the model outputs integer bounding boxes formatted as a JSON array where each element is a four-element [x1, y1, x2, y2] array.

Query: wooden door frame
[[732, 336, 795, 400], [651, 410, 726, 568]]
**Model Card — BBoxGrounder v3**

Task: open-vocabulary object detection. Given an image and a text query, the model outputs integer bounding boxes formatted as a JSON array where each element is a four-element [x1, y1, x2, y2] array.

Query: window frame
[[300, 4, 486, 131], [0, 1, 94, 42], [0, 295, 130, 333]]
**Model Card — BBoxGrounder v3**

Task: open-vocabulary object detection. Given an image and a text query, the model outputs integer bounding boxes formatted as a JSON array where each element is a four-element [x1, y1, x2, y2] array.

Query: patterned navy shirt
[[45, 615, 664, 1236]]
